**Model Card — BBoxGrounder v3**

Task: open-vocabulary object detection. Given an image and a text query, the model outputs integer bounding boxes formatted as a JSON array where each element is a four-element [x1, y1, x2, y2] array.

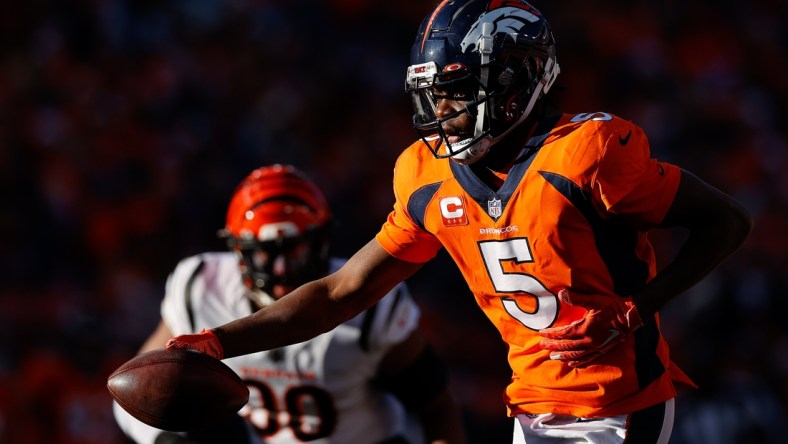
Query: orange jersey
[[376, 112, 695, 418]]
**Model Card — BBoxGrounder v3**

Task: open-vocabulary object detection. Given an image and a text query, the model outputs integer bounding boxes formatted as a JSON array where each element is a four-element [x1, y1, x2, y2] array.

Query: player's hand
[[165, 329, 224, 360], [537, 289, 643, 367]]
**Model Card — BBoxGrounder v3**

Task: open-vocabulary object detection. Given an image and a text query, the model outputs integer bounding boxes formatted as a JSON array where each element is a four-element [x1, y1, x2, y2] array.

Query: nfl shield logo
[[487, 197, 502, 218]]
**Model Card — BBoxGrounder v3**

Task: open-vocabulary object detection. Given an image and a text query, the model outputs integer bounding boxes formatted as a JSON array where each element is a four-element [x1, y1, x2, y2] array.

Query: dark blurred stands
[[0, 1, 786, 442]]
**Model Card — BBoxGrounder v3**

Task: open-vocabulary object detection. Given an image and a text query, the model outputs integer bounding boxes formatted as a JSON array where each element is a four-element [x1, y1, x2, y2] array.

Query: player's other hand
[[165, 329, 224, 360], [537, 289, 643, 367]]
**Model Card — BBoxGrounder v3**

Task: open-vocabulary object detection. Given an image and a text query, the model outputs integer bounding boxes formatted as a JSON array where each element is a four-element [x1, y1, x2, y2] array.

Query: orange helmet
[[221, 164, 332, 306]]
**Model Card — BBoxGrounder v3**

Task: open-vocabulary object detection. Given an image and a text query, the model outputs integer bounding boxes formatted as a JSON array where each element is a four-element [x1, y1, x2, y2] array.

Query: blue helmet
[[406, 0, 560, 164]]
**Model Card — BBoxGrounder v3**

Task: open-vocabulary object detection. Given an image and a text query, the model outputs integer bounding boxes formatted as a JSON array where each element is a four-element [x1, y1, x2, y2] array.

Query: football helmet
[[406, 0, 560, 164], [220, 164, 332, 307]]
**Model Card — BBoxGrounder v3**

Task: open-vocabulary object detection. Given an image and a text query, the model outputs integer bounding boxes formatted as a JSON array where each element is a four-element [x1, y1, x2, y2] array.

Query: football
[[107, 348, 249, 431]]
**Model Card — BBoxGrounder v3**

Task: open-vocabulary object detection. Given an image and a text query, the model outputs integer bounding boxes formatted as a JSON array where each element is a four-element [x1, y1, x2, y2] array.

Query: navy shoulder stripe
[[538, 171, 648, 296], [539, 171, 663, 388], [407, 182, 442, 231]]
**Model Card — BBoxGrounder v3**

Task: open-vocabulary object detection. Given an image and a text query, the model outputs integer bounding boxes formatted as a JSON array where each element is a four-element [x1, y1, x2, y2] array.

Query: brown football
[[107, 348, 249, 431]]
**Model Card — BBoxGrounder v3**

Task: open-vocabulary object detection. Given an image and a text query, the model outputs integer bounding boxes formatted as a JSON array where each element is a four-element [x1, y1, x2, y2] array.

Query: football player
[[113, 164, 467, 444], [166, 1, 753, 443]]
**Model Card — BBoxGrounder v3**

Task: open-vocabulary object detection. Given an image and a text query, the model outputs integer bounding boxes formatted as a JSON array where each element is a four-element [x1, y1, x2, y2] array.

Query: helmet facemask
[[407, 3, 560, 164], [408, 61, 492, 163], [222, 226, 330, 308]]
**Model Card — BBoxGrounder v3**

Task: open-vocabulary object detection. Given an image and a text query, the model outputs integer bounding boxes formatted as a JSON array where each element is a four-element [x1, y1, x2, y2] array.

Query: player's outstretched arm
[[169, 239, 424, 360], [632, 169, 753, 317]]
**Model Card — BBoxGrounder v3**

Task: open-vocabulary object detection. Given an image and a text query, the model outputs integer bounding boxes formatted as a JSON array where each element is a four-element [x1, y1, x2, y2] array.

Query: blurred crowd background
[[1, 0, 786, 443]]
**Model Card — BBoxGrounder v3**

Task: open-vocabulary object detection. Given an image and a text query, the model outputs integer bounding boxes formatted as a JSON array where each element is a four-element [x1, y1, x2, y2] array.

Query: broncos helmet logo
[[459, 7, 540, 54]]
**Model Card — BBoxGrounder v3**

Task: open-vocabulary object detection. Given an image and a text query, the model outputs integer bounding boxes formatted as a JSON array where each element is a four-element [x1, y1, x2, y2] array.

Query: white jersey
[[114, 252, 423, 444]]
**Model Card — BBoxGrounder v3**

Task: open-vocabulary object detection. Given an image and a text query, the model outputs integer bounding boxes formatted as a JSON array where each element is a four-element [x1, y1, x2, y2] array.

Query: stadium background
[[1, 0, 786, 442]]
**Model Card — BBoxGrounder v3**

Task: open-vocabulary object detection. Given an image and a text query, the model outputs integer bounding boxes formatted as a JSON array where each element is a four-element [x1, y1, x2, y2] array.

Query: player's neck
[[476, 119, 538, 174], [470, 119, 540, 190], [470, 163, 507, 190]]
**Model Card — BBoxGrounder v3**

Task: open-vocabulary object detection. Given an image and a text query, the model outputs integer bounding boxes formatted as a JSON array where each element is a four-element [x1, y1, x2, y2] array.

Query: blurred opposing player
[[113, 164, 467, 444], [166, 1, 753, 443]]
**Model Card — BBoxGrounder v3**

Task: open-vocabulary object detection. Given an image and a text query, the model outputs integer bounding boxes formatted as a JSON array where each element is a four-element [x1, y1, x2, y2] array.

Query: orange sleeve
[[375, 150, 443, 264], [591, 120, 681, 227]]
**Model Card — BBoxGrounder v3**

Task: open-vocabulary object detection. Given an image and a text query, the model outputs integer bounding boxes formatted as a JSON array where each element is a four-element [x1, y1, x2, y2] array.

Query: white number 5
[[479, 238, 558, 330]]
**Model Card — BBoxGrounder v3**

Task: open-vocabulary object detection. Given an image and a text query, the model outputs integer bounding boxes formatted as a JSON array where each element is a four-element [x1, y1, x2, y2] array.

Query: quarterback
[[166, 1, 752, 442]]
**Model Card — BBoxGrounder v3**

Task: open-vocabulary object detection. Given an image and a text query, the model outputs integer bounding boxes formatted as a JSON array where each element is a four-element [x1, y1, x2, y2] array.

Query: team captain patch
[[439, 196, 469, 226]]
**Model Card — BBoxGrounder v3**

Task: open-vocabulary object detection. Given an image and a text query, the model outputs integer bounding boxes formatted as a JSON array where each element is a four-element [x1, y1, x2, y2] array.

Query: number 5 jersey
[[376, 112, 695, 419]]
